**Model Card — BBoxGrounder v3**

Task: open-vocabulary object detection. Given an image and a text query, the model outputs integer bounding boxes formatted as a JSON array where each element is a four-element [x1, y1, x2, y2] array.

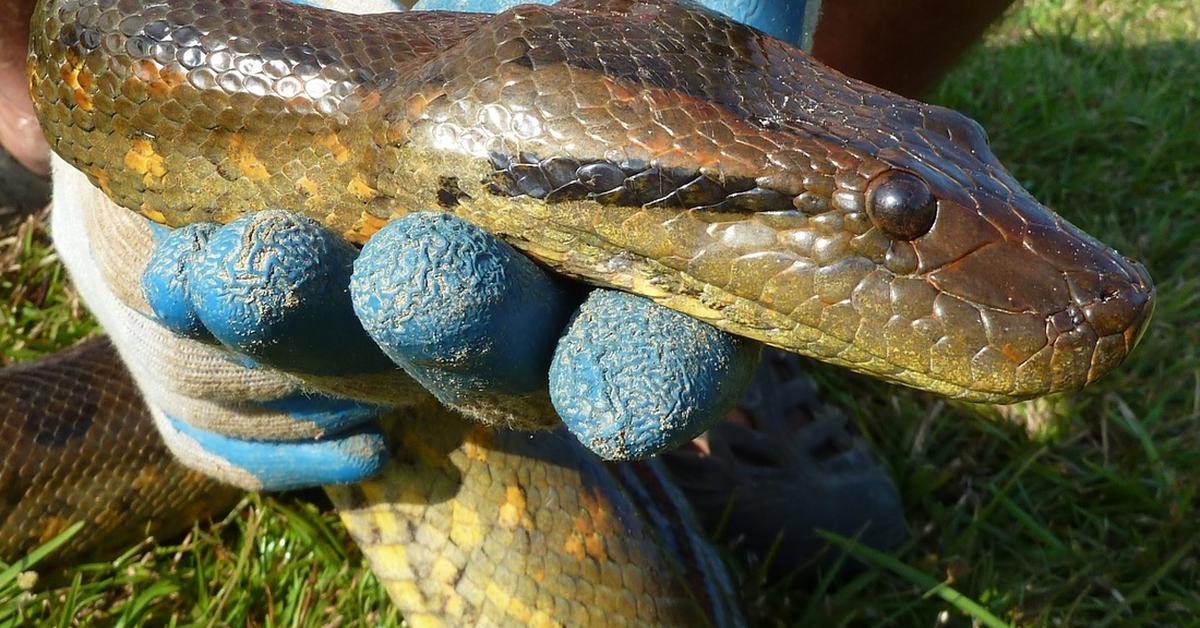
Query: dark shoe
[[660, 348, 908, 579]]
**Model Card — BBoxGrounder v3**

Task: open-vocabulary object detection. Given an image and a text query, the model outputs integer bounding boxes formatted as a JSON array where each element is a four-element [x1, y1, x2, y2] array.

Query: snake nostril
[[1049, 307, 1086, 335], [1079, 280, 1154, 339], [1065, 269, 1153, 331]]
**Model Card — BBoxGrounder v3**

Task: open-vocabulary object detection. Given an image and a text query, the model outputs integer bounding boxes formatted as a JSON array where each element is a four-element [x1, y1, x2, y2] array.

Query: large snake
[[8, 0, 1155, 623]]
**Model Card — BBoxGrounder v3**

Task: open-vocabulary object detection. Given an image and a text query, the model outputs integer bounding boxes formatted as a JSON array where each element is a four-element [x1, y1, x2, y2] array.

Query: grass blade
[[818, 531, 1012, 628], [0, 522, 84, 588]]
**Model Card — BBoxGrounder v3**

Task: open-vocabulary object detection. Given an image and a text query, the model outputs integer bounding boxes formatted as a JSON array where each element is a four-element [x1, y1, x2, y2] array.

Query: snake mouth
[[1065, 258, 1155, 340], [1123, 259, 1156, 346], [1042, 269, 1154, 390], [917, 220, 1155, 399]]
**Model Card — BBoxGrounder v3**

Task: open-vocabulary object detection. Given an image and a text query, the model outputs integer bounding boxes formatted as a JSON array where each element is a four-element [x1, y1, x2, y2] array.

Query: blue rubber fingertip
[[142, 223, 219, 340], [259, 393, 384, 435], [549, 290, 760, 461], [351, 212, 573, 401], [188, 210, 393, 376], [410, 0, 809, 46], [167, 416, 389, 490]]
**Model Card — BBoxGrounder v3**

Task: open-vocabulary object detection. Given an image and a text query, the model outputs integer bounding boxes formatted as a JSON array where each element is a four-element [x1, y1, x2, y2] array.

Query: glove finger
[[154, 409, 389, 491], [52, 162, 302, 402], [549, 290, 761, 460], [72, 170, 160, 315], [409, 0, 812, 47], [142, 222, 219, 339], [256, 392, 385, 436], [410, 0, 530, 10], [696, 0, 813, 46], [298, 0, 409, 14], [58, 164, 427, 409], [351, 212, 574, 428], [188, 210, 395, 376]]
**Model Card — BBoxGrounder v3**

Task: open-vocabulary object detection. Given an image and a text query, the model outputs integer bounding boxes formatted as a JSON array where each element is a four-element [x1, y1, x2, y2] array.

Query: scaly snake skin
[[11, 0, 1155, 624], [0, 338, 240, 562]]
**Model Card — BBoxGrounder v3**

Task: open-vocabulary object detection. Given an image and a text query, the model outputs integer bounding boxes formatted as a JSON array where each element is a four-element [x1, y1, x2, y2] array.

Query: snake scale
[[6, 0, 1156, 624]]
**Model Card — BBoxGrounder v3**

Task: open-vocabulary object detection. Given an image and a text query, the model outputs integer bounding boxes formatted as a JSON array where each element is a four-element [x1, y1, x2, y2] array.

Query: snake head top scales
[[29, 0, 1154, 402]]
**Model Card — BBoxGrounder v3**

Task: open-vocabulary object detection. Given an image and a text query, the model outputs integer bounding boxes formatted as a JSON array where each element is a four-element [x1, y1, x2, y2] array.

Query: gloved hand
[[52, 169, 402, 490], [54, 161, 758, 487]]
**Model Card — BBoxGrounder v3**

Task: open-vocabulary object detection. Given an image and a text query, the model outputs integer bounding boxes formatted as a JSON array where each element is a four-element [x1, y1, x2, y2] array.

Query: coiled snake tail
[[0, 338, 239, 563]]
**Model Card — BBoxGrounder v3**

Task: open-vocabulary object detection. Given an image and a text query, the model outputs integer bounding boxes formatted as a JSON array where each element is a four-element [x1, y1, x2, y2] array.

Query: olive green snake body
[[4, 0, 1156, 624]]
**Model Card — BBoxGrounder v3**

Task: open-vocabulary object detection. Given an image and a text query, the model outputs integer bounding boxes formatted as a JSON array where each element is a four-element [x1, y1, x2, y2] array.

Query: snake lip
[[914, 212, 1154, 397], [1119, 258, 1156, 349], [1038, 257, 1154, 389], [1064, 268, 1154, 338]]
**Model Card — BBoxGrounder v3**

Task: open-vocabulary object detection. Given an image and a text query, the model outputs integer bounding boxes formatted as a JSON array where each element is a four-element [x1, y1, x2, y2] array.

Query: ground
[[1, 0, 1197, 625]]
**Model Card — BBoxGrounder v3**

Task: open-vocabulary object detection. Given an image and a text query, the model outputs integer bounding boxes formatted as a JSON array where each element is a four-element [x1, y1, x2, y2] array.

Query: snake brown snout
[[914, 190, 1155, 398]]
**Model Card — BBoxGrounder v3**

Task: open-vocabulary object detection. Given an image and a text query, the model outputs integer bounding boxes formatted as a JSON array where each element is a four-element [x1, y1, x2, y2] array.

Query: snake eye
[[866, 171, 937, 240]]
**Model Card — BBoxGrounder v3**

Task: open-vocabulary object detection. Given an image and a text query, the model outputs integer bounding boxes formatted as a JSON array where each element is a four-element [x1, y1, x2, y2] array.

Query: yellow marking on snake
[[317, 130, 352, 165], [123, 139, 164, 186], [499, 485, 533, 529], [347, 173, 379, 199], [229, 134, 270, 182]]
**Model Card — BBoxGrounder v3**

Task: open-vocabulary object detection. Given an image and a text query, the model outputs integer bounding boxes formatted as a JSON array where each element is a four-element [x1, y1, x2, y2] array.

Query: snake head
[[835, 105, 1156, 400], [413, 0, 1157, 403]]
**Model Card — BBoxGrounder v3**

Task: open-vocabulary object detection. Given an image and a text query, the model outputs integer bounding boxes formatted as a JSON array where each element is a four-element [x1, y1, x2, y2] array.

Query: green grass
[[0, 208, 94, 364], [0, 495, 400, 626], [2, 0, 1198, 625]]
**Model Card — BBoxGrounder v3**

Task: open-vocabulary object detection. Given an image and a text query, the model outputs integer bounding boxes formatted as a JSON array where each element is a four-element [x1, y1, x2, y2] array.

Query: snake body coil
[[0, 339, 240, 562], [11, 0, 1157, 624]]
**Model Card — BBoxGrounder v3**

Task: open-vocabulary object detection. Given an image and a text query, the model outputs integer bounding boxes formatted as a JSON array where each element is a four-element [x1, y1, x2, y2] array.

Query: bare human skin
[[813, 0, 1018, 97], [0, 0, 47, 176], [0, 0, 1015, 180]]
